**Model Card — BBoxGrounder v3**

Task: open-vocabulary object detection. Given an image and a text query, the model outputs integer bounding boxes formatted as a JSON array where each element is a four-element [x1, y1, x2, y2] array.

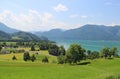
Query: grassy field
[[0, 51, 120, 79]]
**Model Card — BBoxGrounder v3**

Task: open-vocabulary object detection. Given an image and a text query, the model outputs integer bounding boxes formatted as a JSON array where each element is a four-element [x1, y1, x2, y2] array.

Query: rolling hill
[[0, 30, 41, 41], [12, 31, 41, 41]]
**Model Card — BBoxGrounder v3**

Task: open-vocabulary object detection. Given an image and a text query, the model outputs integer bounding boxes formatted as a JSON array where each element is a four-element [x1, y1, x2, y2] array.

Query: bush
[[87, 51, 100, 60], [12, 55, 17, 60], [31, 54, 36, 62], [31, 45, 35, 51], [48, 44, 59, 56], [39, 42, 49, 50], [42, 56, 49, 63], [52, 60, 57, 64], [0, 45, 2, 51], [23, 52, 30, 61], [57, 55, 65, 64]]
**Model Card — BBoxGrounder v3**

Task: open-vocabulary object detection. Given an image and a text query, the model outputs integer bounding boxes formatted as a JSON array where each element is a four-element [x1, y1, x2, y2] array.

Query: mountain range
[[0, 31, 42, 41], [1, 22, 120, 40], [35, 24, 120, 40], [0, 22, 48, 41], [0, 23, 40, 41]]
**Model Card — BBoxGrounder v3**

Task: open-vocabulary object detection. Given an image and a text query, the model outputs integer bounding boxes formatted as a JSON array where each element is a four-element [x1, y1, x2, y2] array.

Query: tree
[[2, 42, 6, 47], [58, 46, 66, 55], [42, 56, 49, 63], [81, 48, 86, 60], [87, 50, 91, 55], [12, 55, 17, 60], [57, 55, 65, 64], [101, 47, 110, 58], [86, 50, 92, 59], [65, 44, 85, 64], [48, 44, 59, 56], [23, 52, 30, 61], [88, 51, 100, 60], [39, 42, 49, 50], [31, 54, 36, 62], [109, 47, 118, 58], [31, 45, 35, 51], [0, 45, 2, 51]]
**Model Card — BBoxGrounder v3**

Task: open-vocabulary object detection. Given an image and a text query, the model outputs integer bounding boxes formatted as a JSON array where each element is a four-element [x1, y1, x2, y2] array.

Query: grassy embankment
[[0, 49, 120, 79]]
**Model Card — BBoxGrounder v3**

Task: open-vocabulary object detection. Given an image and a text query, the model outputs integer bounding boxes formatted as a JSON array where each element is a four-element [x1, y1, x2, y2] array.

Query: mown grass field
[[0, 50, 120, 79]]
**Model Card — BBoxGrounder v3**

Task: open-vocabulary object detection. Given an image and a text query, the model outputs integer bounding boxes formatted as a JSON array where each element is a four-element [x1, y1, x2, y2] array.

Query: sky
[[0, 0, 120, 31]]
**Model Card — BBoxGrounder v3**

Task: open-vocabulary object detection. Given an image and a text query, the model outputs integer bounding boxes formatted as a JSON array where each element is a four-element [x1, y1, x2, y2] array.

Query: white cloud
[[69, 14, 88, 19], [80, 15, 88, 18], [110, 22, 119, 26], [0, 9, 68, 31], [69, 14, 78, 18], [53, 4, 68, 12], [0, 10, 11, 21]]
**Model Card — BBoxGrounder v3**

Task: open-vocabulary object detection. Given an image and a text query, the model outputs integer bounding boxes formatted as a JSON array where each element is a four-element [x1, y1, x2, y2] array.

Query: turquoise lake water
[[50, 39, 120, 54]]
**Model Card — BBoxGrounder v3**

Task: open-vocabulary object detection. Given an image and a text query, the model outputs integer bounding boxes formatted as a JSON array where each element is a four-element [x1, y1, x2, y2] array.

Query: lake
[[50, 39, 120, 54]]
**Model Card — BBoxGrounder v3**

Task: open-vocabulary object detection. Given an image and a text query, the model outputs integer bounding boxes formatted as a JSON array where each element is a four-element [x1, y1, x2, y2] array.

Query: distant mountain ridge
[[1, 22, 120, 40], [0, 22, 18, 33], [35, 24, 120, 40], [35, 29, 63, 38], [0, 22, 47, 41]]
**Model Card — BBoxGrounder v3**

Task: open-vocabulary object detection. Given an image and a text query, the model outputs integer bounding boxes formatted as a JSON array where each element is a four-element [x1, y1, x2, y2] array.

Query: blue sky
[[0, 0, 120, 31]]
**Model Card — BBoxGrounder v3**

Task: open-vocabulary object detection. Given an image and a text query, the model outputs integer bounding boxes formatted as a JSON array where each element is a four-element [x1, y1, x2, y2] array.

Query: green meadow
[[0, 50, 120, 79]]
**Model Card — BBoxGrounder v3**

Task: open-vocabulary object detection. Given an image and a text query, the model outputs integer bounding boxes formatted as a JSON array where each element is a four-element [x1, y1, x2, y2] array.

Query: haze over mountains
[[0, 22, 42, 41], [0, 22, 18, 33], [1, 22, 120, 40]]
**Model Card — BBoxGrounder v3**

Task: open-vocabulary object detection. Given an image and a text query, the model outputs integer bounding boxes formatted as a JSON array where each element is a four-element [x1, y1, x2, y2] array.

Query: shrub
[[42, 56, 49, 63], [12, 55, 17, 60], [48, 44, 59, 56], [31, 45, 35, 51], [23, 52, 30, 61], [57, 55, 65, 64], [31, 54, 36, 62]]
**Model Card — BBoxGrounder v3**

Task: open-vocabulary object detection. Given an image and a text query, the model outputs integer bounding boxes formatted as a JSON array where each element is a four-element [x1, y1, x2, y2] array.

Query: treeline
[[23, 43, 119, 64], [0, 41, 55, 54], [38, 43, 118, 64], [32, 43, 119, 64], [57, 44, 119, 64], [0, 41, 119, 64]]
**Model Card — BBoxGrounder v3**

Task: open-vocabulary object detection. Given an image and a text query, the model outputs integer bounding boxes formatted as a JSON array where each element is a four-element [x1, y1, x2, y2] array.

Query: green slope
[[0, 52, 120, 79]]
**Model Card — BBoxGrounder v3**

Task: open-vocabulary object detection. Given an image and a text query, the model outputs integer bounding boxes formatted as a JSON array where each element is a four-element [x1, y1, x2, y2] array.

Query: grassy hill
[[12, 31, 41, 41], [0, 31, 41, 41], [0, 50, 120, 79]]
